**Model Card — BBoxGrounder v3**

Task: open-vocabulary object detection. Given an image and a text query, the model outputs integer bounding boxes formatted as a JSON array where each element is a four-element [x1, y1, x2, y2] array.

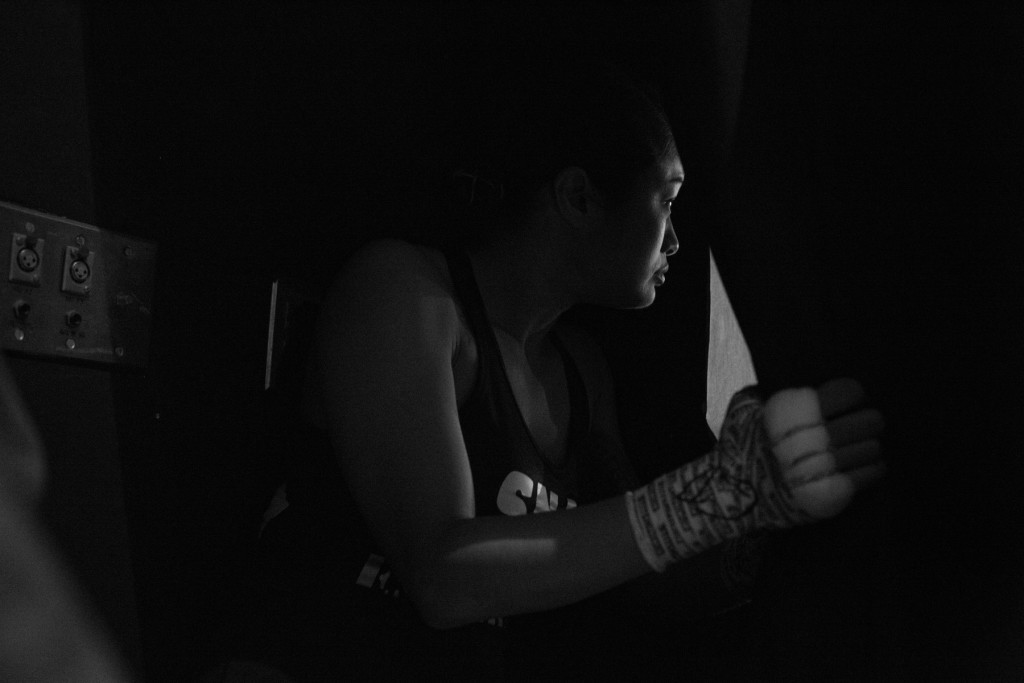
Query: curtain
[[697, 1, 1024, 677]]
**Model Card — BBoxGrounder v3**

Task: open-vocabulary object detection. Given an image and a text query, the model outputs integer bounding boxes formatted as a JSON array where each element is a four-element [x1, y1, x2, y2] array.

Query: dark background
[[1, 1, 1021, 680]]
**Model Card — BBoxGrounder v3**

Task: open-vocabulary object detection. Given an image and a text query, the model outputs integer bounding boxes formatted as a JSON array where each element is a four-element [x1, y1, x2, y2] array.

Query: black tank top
[[444, 248, 635, 516]]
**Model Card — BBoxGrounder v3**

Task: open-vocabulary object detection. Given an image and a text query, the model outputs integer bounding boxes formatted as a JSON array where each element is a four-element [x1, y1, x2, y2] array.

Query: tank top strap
[[550, 331, 590, 451], [442, 248, 502, 362]]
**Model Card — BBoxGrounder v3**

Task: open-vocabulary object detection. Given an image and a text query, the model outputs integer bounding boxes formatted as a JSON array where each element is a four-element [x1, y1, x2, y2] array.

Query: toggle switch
[[12, 300, 30, 321], [65, 310, 82, 328]]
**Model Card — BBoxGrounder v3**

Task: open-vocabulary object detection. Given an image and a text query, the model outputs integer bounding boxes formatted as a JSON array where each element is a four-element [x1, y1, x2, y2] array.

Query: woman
[[259, 59, 885, 680]]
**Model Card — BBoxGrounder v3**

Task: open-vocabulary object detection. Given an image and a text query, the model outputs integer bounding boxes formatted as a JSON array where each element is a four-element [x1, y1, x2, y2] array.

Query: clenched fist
[[626, 379, 885, 572]]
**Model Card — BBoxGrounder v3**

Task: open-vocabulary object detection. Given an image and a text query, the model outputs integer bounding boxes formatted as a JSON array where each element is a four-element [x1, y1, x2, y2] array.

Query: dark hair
[[451, 55, 676, 236]]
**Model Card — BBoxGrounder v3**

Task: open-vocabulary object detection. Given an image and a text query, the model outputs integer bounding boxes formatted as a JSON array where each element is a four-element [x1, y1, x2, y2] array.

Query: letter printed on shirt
[[497, 470, 577, 516]]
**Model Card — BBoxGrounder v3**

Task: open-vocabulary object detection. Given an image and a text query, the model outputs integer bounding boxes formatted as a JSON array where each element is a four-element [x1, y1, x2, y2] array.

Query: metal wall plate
[[1, 201, 157, 369]]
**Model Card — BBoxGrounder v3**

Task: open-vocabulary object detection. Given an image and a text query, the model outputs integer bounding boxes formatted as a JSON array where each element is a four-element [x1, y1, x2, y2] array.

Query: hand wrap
[[625, 386, 830, 573]]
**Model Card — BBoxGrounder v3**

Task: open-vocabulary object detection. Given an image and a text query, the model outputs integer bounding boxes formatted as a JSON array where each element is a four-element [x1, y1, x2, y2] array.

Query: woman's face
[[579, 149, 683, 309]]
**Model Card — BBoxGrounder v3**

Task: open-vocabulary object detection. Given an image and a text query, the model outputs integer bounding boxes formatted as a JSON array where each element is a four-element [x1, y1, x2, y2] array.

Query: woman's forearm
[[402, 494, 649, 629]]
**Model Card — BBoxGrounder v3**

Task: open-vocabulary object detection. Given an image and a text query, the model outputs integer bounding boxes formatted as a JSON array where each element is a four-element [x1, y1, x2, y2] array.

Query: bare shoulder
[[306, 239, 469, 421], [316, 238, 461, 333], [313, 239, 463, 379], [331, 238, 452, 300]]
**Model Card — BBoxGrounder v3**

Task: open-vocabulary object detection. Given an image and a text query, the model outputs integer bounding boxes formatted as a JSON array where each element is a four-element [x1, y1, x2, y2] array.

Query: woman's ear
[[552, 166, 597, 225]]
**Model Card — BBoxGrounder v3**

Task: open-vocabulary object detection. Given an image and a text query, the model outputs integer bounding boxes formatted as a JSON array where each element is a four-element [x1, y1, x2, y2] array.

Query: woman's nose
[[662, 219, 679, 256]]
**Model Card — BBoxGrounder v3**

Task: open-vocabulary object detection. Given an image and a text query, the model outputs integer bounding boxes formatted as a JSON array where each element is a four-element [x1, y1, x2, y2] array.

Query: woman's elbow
[[415, 599, 465, 631], [404, 572, 483, 630]]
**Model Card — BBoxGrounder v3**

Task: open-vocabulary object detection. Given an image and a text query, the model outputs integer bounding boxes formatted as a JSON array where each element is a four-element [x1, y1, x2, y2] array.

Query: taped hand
[[626, 379, 885, 572]]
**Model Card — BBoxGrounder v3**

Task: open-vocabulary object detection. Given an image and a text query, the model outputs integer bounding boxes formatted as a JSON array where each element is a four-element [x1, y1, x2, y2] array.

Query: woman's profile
[[251, 55, 886, 680]]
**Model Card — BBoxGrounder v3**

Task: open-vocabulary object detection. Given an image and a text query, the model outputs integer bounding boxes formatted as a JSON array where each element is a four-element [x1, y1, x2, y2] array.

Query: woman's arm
[[314, 241, 650, 629]]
